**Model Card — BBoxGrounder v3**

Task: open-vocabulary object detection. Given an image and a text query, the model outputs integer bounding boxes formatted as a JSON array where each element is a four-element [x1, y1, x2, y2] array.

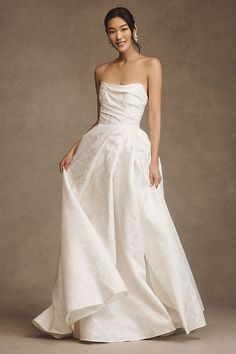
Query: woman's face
[[107, 16, 136, 52]]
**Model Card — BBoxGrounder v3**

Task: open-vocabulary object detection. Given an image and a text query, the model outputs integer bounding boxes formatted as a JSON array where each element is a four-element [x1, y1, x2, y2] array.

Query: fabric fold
[[32, 82, 206, 342]]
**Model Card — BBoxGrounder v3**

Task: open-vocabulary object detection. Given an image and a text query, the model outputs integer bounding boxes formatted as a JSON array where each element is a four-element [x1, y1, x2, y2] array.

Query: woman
[[32, 7, 207, 342]]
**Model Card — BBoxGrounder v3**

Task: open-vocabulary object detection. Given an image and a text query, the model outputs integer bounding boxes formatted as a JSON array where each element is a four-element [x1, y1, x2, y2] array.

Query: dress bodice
[[98, 81, 148, 127]]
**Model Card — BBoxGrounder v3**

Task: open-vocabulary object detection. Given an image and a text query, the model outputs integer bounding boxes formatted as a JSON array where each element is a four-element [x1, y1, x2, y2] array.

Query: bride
[[32, 6, 207, 343]]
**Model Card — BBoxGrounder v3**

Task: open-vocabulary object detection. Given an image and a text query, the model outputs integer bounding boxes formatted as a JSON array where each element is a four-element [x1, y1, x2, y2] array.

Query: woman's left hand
[[149, 162, 162, 188]]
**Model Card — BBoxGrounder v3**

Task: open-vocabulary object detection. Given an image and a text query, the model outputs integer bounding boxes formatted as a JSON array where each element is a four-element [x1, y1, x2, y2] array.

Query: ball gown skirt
[[32, 81, 207, 342]]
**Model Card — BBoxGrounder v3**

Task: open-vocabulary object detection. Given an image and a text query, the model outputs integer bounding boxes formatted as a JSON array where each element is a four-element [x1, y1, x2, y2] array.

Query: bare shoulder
[[94, 61, 113, 83], [94, 62, 109, 75], [144, 56, 162, 70], [138, 56, 162, 81], [144, 57, 162, 85]]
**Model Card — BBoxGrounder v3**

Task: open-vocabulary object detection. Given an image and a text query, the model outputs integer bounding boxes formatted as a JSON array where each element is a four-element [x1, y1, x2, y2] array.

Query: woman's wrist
[[69, 138, 82, 156], [150, 158, 159, 166]]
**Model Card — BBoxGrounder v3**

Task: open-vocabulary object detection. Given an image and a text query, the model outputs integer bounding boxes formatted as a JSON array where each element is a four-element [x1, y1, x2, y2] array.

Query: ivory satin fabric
[[32, 81, 206, 342]]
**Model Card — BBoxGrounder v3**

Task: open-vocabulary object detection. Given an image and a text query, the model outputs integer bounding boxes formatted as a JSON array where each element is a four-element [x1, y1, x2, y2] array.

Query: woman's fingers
[[59, 160, 65, 173], [59, 158, 72, 173], [149, 174, 162, 188]]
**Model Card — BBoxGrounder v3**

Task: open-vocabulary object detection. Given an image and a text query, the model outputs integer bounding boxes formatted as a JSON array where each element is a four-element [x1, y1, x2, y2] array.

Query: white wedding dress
[[32, 81, 206, 342]]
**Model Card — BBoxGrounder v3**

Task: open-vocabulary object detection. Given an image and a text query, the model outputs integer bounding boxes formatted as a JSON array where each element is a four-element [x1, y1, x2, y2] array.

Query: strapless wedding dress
[[32, 81, 206, 342]]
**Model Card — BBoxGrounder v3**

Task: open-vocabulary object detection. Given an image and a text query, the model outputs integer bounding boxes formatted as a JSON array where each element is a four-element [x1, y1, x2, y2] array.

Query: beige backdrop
[[0, 0, 235, 317]]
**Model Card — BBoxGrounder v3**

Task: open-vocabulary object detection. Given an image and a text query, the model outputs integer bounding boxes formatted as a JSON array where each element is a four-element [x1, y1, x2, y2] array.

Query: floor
[[1, 304, 235, 354]]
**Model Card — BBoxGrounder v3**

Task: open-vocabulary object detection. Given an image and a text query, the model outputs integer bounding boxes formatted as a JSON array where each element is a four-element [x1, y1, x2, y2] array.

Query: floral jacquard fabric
[[32, 82, 206, 342]]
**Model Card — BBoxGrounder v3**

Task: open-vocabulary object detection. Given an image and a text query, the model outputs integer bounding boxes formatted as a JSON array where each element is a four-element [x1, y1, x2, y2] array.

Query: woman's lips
[[116, 41, 126, 47]]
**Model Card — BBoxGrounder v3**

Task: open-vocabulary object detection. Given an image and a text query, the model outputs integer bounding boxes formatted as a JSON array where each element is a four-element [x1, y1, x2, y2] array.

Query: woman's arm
[[64, 66, 102, 157], [147, 57, 163, 187], [59, 67, 102, 172], [147, 57, 162, 166]]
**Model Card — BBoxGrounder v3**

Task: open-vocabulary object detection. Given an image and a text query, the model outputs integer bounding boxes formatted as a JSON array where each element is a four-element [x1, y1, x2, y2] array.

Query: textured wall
[[0, 0, 235, 315]]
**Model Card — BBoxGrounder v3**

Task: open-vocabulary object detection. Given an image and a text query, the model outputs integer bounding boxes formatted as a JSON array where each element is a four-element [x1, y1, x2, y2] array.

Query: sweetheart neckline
[[100, 81, 148, 99]]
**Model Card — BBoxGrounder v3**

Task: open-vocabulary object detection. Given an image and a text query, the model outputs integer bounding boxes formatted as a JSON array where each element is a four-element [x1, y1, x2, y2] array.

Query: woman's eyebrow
[[108, 24, 127, 30]]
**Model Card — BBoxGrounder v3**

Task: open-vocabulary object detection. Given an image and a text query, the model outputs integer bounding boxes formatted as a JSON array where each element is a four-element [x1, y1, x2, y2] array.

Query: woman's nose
[[116, 31, 122, 39]]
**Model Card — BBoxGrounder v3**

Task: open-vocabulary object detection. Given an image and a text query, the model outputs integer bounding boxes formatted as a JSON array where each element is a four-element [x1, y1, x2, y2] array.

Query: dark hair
[[104, 7, 141, 53]]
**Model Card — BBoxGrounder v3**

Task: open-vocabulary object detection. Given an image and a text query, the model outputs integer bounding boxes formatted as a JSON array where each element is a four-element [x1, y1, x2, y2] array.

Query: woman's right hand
[[59, 151, 74, 173]]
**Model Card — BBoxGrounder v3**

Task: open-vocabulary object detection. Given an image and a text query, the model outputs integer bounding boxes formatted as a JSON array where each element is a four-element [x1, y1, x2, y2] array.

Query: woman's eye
[[108, 28, 127, 34]]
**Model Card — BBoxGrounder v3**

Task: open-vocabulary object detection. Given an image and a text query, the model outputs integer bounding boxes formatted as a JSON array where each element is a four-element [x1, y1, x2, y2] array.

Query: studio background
[[0, 0, 235, 319]]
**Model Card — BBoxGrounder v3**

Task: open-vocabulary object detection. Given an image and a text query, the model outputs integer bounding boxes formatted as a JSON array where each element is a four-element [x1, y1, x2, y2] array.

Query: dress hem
[[32, 313, 207, 342], [76, 320, 207, 343]]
